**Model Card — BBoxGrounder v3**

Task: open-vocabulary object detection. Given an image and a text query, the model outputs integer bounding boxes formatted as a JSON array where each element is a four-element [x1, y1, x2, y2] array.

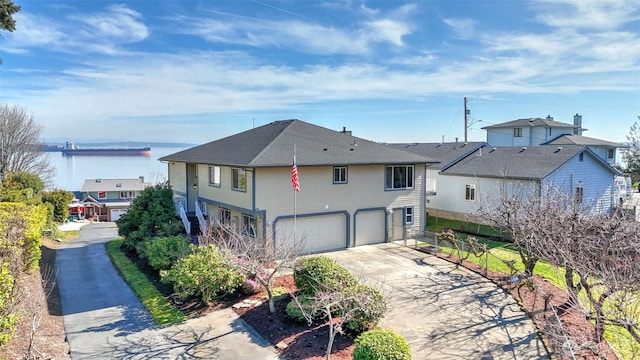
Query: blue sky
[[1, 0, 639, 145]]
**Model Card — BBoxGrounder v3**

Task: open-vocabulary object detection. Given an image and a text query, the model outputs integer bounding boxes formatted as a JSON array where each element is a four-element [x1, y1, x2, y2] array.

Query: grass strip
[[106, 238, 185, 325]]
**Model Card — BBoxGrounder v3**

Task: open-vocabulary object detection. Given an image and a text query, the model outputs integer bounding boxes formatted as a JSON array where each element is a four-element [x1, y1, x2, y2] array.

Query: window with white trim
[[219, 207, 231, 225], [385, 165, 414, 190], [232, 168, 246, 191], [514, 128, 523, 137], [209, 166, 221, 187], [242, 214, 256, 237], [465, 184, 476, 201], [333, 166, 347, 184], [405, 207, 414, 224], [119, 191, 134, 199], [575, 185, 584, 204]]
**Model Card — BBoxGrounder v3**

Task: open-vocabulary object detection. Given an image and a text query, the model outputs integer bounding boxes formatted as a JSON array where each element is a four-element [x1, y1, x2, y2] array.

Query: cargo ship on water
[[61, 142, 151, 157]]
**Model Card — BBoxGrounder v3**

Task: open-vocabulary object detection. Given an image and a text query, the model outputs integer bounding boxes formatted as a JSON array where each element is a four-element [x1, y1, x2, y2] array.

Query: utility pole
[[464, 97, 469, 143]]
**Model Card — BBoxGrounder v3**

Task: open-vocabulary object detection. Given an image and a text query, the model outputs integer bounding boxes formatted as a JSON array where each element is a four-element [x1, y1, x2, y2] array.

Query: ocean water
[[46, 146, 191, 191]]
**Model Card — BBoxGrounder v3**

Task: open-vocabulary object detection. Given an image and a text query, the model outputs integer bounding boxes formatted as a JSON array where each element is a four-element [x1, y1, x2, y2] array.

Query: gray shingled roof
[[542, 134, 627, 148], [159, 119, 437, 167], [481, 118, 579, 129], [81, 178, 150, 192], [388, 142, 485, 169], [440, 145, 617, 180]]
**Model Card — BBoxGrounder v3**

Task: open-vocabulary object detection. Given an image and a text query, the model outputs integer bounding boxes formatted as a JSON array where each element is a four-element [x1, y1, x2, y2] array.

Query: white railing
[[195, 201, 207, 236], [176, 201, 190, 235]]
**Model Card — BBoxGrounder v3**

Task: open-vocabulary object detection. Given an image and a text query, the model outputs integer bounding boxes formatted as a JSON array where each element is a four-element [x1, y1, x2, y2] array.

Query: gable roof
[[440, 145, 619, 180], [481, 118, 579, 130], [542, 134, 627, 148], [159, 119, 437, 167], [387, 142, 485, 169], [81, 178, 150, 192]]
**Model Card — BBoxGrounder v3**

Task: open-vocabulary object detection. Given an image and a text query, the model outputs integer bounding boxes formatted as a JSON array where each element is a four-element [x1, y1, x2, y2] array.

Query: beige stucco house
[[159, 120, 436, 253]]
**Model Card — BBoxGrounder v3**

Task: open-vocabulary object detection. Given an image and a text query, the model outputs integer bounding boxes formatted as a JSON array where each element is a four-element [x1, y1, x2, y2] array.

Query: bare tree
[[0, 103, 54, 186], [481, 182, 640, 351], [622, 117, 640, 183], [199, 220, 305, 313], [293, 283, 387, 360]]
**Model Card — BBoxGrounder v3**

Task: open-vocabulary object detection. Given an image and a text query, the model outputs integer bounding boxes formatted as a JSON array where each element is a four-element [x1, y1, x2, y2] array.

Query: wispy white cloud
[[443, 17, 477, 39], [3, 4, 148, 55], [69, 4, 149, 44], [533, 0, 640, 30]]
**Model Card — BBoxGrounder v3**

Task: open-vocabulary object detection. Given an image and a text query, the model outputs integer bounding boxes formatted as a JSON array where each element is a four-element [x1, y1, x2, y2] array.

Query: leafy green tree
[[117, 182, 182, 253], [142, 236, 191, 271], [622, 118, 640, 183], [0, 0, 20, 32], [41, 190, 73, 223], [0, 0, 20, 66], [0, 171, 45, 203]]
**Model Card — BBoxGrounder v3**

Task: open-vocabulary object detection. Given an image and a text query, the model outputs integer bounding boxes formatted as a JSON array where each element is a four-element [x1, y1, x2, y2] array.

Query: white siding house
[[434, 145, 620, 219], [160, 120, 435, 253]]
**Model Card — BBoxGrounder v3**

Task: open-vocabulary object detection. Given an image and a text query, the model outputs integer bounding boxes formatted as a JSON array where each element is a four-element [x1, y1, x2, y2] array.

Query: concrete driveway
[[323, 243, 549, 360], [56, 222, 279, 360]]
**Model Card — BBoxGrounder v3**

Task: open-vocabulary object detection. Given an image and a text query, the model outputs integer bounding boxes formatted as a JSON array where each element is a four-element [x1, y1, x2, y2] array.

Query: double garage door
[[276, 210, 386, 253], [110, 209, 128, 222]]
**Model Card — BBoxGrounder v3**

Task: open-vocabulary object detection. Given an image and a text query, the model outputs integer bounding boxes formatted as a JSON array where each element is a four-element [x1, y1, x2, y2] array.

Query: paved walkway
[[323, 243, 549, 360], [56, 222, 279, 360]]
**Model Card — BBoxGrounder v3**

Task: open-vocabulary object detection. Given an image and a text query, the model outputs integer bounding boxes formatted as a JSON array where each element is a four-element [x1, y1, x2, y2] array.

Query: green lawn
[[105, 238, 185, 325], [422, 228, 638, 358]]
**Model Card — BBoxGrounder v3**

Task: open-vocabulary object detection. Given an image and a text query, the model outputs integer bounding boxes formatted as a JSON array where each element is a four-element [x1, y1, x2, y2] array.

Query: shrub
[[352, 329, 412, 360], [117, 183, 183, 253], [240, 278, 261, 295], [143, 236, 191, 271], [345, 284, 387, 335], [285, 295, 315, 323], [294, 256, 358, 295], [0, 264, 18, 346], [41, 190, 74, 223], [160, 245, 243, 303]]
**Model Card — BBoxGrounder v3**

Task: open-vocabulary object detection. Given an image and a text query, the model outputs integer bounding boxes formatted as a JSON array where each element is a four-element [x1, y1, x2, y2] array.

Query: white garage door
[[110, 209, 128, 222], [355, 210, 386, 246], [276, 213, 347, 253]]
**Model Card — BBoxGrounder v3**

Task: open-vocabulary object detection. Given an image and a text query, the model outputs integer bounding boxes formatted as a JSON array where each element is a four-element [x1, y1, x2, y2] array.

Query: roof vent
[[546, 115, 553, 121], [490, 147, 497, 153], [116, 183, 122, 187], [323, 148, 328, 151], [519, 147, 527, 153], [95, 179, 101, 182], [476, 147, 483, 156], [555, 146, 563, 153]]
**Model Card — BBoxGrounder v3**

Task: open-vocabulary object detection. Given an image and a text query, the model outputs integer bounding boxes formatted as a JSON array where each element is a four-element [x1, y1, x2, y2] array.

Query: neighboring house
[[427, 145, 620, 220], [80, 177, 151, 221], [159, 119, 436, 253], [483, 114, 627, 166], [388, 141, 485, 196], [541, 134, 627, 166]]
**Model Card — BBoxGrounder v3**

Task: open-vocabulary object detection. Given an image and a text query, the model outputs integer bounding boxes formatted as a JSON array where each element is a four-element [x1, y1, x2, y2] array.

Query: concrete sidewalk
[[56, 223, 279, 359], [323, 243, 549, 360]]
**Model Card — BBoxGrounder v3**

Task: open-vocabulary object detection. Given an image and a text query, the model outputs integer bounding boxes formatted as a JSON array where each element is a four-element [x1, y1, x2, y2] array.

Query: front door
[[187, 163, 198, 212], [392, 209, 404, 241]]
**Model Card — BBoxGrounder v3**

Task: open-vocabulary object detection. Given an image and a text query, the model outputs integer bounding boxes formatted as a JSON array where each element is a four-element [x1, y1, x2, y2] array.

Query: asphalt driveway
[[56, 222, 279, 360], [323, 243, 549, 360]]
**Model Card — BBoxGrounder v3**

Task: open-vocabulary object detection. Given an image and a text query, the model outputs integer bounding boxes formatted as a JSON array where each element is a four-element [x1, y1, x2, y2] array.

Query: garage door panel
[[276, 214, 347, 253], [355, 211, 385, 246], [110, 209, 128, 222]]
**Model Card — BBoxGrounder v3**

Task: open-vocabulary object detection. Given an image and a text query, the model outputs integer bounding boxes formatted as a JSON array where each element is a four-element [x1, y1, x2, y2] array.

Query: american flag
[[291, 156, 300, 192]]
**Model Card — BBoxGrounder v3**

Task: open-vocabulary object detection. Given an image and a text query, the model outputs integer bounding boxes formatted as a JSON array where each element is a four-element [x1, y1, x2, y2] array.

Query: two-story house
[[80, 177, 151, 221], [160, 120, 436, 253], [483, 114, 627, 166]]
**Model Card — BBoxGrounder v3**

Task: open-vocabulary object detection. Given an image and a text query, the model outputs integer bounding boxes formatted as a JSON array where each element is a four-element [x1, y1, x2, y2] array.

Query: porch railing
[[195, 201, 207, 236], [176, 201, 190, 235]]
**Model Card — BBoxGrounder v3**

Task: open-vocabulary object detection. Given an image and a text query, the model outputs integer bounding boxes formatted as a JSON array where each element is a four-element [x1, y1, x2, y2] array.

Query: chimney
[[341, 127, 352, 135], [455, 137, 458, 143], [573, 113, 583, 135], [139, 176, 144, 182], [546, 115, 553, 121]]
